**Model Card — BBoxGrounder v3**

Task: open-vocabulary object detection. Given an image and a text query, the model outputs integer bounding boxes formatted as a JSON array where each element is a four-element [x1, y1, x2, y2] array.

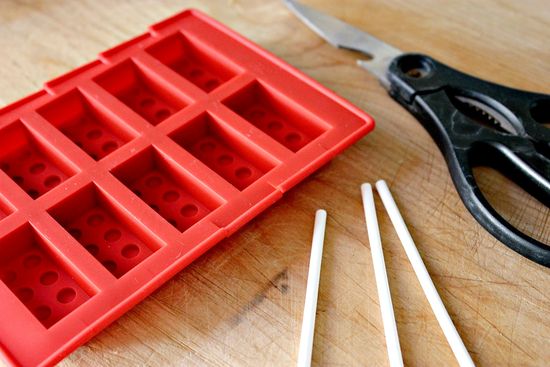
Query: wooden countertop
[[0, 1, 548, 366]]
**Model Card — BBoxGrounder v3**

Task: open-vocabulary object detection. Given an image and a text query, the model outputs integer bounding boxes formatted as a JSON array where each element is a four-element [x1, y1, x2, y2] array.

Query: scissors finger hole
[[530, 99, 550, 127], [473, 166, 550, 245]]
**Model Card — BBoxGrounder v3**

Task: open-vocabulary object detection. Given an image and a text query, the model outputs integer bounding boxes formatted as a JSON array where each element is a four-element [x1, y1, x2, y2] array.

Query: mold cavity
[[47, 183, 164, 278], [38, 89, 134, 160], [94, 60, 188, 125], [111, 146, 224, 231], [146, 32, 238, 93], [0, 121, 75, 198], [169, 113, 277, 190], [223, 81, 329, 152], [0, 224, 92, 327]]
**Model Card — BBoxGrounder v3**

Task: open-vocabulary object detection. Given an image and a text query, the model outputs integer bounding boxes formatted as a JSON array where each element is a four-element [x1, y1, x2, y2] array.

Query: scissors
[[284, 0, 550, 267]]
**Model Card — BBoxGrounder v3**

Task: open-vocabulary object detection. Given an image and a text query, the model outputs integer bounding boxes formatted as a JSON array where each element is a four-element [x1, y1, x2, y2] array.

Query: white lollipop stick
[[297, 209, 327, 367], [361, 183, 404, 367], [375, 180, 475, 367]]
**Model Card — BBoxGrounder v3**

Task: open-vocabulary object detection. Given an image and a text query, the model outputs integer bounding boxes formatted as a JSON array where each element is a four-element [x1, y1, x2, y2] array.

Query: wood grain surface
[[0, 0, 549, 366]]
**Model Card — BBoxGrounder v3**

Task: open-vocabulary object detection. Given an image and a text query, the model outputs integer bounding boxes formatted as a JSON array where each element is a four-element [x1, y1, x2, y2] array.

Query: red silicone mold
[[0, 9, 373, 367]]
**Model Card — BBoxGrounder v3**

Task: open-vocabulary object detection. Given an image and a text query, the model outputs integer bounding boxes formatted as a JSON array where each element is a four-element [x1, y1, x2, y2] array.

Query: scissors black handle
[[386, 53, 550, 267]]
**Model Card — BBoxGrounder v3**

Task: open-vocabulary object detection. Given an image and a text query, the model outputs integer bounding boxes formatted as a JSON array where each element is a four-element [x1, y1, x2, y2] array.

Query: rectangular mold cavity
[[146, 32, 237, 93], [37, 89, 135, 161], [94, 59, 188, 125], [223, 82, 329, 152], [170, 113, 276, 190], [0, 121, 76, 199], [0, 223, 92, 328], [48, 183, 163, 279], [111, 146, 224, 232]]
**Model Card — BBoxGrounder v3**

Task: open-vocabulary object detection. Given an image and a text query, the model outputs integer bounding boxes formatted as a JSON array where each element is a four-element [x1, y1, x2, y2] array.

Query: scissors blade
[[283, 0, 403, 89]]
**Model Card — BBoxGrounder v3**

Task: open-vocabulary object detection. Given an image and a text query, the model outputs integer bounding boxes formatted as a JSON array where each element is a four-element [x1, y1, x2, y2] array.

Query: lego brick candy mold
[[0, 9, 373, 367]]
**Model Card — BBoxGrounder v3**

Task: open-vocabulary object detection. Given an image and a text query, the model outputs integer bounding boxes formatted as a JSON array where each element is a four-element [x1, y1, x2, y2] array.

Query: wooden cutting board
[[0, 0, 548, 366]]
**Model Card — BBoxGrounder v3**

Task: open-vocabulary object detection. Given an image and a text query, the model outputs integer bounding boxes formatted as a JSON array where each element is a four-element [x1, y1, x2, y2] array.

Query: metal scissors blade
[[283, 0, 402, 89]]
